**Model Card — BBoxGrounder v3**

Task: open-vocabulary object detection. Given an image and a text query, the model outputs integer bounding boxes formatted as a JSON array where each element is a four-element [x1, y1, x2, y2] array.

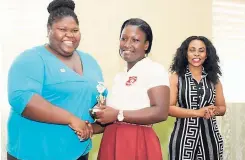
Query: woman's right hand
[[195, 107, 212, 119], [68, 116, 93, 140]]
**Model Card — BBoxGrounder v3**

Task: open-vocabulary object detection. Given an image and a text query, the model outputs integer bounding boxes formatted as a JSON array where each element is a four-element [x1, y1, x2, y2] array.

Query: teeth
[[193, 58, 200, 61], [123, 50, 132, 53], [63, 41, 73, 45]]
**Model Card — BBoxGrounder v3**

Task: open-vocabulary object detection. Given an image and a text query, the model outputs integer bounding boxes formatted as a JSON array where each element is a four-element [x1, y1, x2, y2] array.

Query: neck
[[188, 64, 202, 76], [127, 57, 145, 71], [46, 44, 73, 59]]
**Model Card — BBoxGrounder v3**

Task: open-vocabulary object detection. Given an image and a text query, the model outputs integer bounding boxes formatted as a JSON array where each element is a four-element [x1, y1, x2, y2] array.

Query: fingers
[[98, 105, 106, 109], [203, 108, 212, 119], [95, 111, 104, 119], [96, 118, 104, 124], [87, 123, 93, 138], [207, 106, 216, 118]]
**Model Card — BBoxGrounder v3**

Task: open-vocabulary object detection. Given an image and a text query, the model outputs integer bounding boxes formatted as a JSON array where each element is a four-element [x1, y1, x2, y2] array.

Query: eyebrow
[[198, 47, 206, 50], [189, 47, 206, 49]]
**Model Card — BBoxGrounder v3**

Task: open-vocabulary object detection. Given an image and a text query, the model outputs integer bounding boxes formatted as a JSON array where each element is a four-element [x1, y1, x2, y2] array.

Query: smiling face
[[187, 39, 207, 67], [48, 16, 81, 57], [119, 25, 149, 64]]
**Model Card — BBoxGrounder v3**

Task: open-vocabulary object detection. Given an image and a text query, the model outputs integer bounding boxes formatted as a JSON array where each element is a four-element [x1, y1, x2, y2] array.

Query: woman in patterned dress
[[168, 36, 226, 160]]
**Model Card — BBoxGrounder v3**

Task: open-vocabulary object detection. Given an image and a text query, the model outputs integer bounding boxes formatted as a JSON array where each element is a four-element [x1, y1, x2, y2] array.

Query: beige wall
[[1, 1, 212, 159], [75, 0, 212, 88]]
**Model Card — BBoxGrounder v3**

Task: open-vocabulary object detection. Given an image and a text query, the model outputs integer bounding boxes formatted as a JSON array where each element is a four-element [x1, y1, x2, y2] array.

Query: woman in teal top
[[7, 0, 104, 159]]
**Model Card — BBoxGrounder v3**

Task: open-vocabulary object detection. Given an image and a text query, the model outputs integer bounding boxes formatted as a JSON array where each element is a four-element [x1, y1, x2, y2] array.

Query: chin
[[191, 63, 203, 67], [61, 51, 74, 57]]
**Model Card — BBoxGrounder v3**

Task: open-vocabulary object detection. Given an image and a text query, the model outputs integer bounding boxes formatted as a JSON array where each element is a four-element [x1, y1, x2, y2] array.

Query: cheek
[[119, 42, 124, 50], [51, 32, 62, 41], [75, 33, 81, 40], [201, 52, 207, 59], [187, 53, 192, 60]]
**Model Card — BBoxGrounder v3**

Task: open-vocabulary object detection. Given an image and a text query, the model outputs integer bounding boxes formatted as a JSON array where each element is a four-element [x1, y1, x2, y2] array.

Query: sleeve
[[8, 52, 44, 115], [147, 64, 170, 89]]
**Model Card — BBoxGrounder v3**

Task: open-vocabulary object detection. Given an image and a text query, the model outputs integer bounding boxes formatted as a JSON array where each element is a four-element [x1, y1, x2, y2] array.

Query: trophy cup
[[89, 82, 106, 120]]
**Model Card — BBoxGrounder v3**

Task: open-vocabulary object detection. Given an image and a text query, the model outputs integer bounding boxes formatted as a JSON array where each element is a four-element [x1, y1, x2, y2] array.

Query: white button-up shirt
[[107, 58, 169, 110]]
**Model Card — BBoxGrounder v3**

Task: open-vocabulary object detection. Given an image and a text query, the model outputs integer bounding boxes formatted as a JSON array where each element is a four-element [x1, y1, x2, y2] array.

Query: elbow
[[216, 105, 226, 116], [8, 90, 33, 115], [160, 115, 168, 122], [162, 112, 169, 121], [155, 110, 168, 122], [220, 107, 226, 116]]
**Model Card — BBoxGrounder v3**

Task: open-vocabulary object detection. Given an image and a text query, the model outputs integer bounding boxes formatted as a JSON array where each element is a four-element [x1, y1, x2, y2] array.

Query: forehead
[[188, 40, 206, 48], [121, 25, 146, 38], [52, 16, 78, 27]]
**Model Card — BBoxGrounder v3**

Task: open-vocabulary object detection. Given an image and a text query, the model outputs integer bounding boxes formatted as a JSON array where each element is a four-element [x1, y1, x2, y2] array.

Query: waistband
[[114, 121, 152, 128]]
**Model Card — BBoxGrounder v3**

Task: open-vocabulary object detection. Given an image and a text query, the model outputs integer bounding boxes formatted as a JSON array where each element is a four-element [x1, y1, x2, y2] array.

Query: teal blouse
[[7, 45, 104, 160]]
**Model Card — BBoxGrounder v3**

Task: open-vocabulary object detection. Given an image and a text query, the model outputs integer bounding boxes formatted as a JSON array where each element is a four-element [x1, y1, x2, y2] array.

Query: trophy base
[[89, 107, 102, 120]]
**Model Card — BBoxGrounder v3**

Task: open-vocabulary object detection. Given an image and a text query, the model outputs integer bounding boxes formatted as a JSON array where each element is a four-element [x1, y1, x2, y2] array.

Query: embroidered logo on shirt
[[126, 76, 137, 86], [60, 68, 66, 72]]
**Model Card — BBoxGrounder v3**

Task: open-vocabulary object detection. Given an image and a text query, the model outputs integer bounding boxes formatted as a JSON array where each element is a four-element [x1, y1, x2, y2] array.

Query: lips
[[192, 58, 201, 63], [122, 49, 134, 54], [63, 41, 74, 47]]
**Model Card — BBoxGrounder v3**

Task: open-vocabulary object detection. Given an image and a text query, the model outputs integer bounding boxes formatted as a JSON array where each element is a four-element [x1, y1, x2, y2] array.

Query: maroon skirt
[[97, 122, 163, 160]]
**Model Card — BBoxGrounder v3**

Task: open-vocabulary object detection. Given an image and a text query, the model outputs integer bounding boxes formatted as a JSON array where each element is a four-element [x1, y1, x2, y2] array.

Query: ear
[[144, 41, 149, 51], [47, 25, 51, 37]]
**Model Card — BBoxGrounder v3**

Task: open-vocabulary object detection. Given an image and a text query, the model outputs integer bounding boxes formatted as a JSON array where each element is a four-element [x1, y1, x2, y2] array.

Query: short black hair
[[169, 36, 222, 85], [47, 0, 79, 26], [120, 18, 153, 54]]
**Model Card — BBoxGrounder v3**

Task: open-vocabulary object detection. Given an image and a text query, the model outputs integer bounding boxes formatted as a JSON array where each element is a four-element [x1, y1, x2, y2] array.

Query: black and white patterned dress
[[169, 67, 224, 160]]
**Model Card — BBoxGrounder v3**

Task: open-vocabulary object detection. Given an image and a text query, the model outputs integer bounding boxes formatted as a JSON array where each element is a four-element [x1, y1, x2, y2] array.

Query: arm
[[168, 73, 207, 118], [96, 85, 170, 125], [91, 123, 105, 134], [122, 85, 170, 124], [8, 52, 91, 138], [212, 81, 226, 116], [22, 94, 77, 124], [96, 64, 170, 125]]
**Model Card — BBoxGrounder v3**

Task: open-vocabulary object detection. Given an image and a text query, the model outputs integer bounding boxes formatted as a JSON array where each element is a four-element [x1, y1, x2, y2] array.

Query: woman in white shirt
[[93, 18, 170, 160]]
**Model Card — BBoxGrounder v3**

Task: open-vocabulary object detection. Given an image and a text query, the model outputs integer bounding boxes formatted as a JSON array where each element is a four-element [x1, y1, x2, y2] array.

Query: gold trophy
[[89, 82, 106, 120]]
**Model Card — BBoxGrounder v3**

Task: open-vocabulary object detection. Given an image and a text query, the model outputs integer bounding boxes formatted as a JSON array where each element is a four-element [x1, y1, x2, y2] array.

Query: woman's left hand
[[95, 105, 119, 124]]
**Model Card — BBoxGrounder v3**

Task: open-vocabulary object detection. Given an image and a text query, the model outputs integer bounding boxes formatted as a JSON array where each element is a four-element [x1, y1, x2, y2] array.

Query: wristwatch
[[117, 110, 124, 121]]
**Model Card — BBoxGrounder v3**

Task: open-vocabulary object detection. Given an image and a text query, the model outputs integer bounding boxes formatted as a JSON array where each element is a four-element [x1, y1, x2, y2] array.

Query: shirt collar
[[124, 57, 150, 74], [185, 65, 208, 78]]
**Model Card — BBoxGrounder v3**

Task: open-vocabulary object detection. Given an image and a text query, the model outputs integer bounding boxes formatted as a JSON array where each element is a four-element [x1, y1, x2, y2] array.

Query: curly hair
[[47, 0, 79, 26], [169, 36, 222, 85]]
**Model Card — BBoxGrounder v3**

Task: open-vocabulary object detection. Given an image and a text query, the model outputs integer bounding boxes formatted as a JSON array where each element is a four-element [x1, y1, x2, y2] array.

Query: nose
[[65, 31, 74, 38], [124, 39, 131, 48], [194, 51, 200, 56]]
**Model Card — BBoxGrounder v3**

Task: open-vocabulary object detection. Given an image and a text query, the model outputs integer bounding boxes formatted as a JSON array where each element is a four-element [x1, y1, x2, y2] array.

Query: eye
[[72, 29, 79, 33], [189, 49, 195, 52], [59, 28, 66, 32], [120, 37, 126, 41], [132, 38, 140, 43]]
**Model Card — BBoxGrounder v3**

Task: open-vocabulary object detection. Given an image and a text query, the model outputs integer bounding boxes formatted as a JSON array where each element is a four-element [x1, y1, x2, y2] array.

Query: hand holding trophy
[[89, 82, 106, 121]]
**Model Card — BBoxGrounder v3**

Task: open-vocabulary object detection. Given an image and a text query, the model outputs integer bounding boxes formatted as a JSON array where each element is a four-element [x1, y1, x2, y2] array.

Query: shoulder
[[214, 79, 223, 89], [169, 72, 178, 81], [169, 72, 178, 85], [11, 46, 44, 67], [147, 58, 168, 75], [144, 58, 170, 87]]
